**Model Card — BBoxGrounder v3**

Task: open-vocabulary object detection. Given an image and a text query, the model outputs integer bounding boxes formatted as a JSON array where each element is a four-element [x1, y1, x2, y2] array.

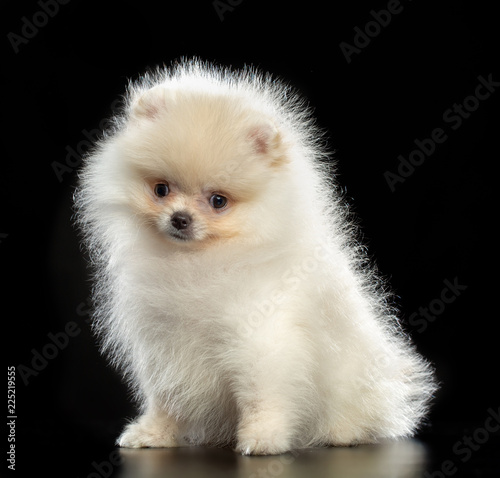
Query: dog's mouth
[[168, 229, 194, 241]]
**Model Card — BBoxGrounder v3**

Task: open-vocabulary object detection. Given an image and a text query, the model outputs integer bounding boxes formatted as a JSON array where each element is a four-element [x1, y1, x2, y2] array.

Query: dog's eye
[[154, 183, 169, 198], [209, 194, 228, 209]]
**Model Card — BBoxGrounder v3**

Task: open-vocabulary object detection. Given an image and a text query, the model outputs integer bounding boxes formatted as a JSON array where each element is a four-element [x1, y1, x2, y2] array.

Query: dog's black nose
[[171, 212, 192, 230]]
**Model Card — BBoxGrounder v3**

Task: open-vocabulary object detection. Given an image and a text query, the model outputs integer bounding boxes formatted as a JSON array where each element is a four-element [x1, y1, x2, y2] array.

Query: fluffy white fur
[[75, 59, 436, 455]]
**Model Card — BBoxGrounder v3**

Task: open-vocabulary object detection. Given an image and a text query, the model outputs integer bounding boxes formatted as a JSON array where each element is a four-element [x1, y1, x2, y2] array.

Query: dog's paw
[[117, 416, 179, 448], [236, 419, 291, 455], [236, 436, 291, 456]]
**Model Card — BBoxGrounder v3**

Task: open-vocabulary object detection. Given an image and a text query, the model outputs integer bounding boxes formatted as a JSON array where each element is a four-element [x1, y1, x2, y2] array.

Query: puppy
[[75, 59, 436, 455]]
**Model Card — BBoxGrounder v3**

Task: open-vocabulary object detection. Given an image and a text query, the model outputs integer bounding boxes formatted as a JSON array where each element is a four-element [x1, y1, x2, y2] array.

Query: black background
[[3, 0, 499, 476]]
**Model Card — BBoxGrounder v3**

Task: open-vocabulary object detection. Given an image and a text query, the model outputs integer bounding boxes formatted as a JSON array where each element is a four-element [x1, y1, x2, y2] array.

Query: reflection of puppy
[[75, 60, 436, 455]]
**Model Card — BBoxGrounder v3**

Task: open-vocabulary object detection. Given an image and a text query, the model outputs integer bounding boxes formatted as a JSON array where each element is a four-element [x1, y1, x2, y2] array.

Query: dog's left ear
[[247, 120, 280, 155], [247, 120, 287, 167]]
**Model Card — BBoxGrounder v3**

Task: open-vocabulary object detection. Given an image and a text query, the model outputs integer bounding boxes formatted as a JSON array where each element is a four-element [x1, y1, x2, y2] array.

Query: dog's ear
[[247, 120, 281, 155], [129, 85, 168, 120], [247, 120, 287, 166]]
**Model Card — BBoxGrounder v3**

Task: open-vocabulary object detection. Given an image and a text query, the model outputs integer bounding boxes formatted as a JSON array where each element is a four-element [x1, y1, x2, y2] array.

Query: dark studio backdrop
[[3, 0, 499, 476]]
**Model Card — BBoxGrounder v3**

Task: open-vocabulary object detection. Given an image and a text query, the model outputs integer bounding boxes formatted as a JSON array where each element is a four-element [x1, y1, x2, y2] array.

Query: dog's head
[[112, 84, 291, 247]]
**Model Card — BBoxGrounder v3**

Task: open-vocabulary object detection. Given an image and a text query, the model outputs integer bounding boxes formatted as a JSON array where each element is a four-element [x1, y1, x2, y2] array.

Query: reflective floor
[[16, 421, 500, 477], [117, 439, 428, 478]]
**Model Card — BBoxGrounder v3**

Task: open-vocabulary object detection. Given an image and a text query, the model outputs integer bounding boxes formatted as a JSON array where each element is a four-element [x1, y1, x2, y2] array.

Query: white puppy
[[75, 59, 436, 455]]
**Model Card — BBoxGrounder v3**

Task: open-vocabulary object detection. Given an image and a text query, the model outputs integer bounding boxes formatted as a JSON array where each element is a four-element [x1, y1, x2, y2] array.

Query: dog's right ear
[[129, 86, 168, 120]]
